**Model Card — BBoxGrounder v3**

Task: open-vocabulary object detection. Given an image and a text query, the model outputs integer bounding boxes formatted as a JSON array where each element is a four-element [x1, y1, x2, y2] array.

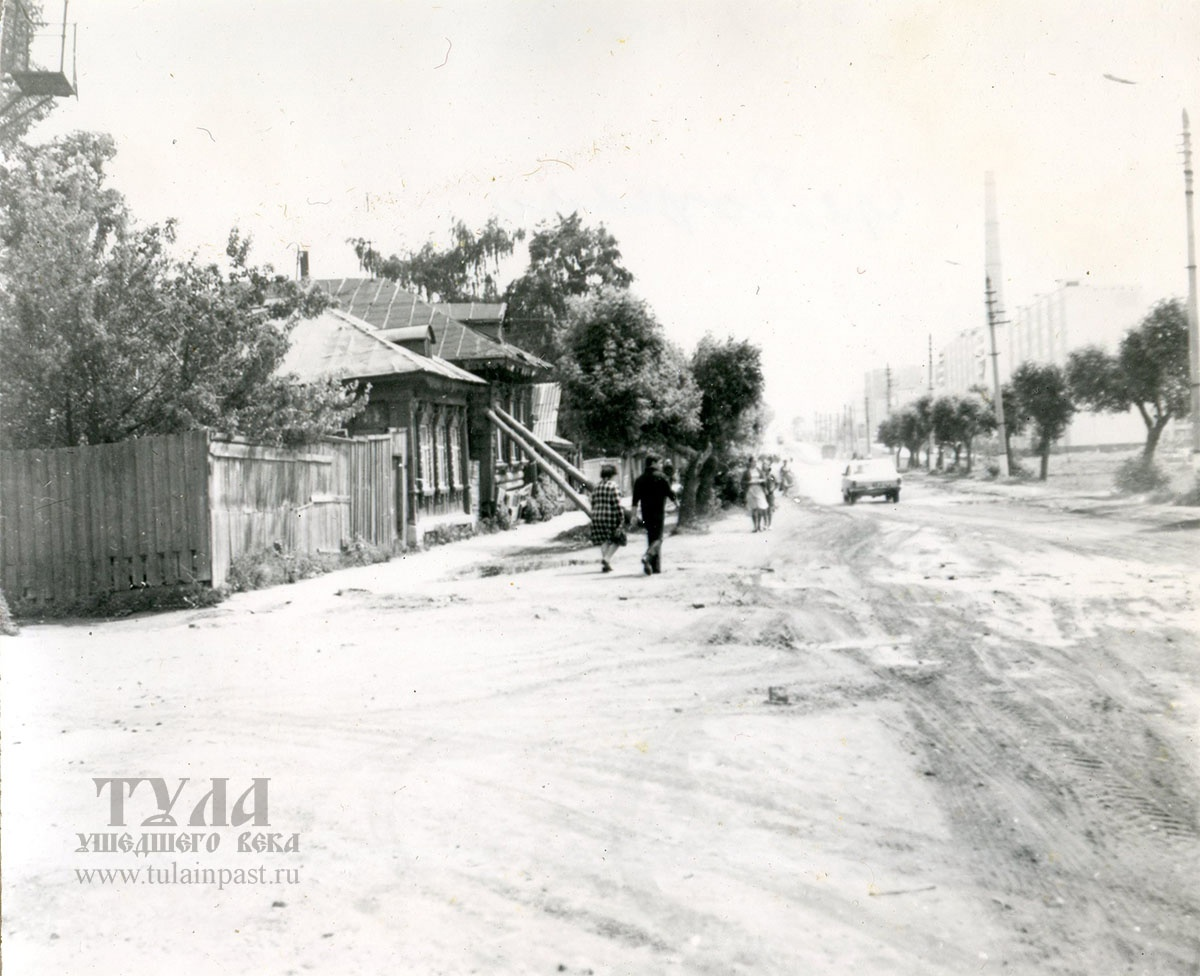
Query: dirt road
[[2, 462, 1198, 975]]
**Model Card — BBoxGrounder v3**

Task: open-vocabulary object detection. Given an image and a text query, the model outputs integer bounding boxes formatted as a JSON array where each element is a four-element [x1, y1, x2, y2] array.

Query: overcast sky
[[30, 0, 1200, 423]]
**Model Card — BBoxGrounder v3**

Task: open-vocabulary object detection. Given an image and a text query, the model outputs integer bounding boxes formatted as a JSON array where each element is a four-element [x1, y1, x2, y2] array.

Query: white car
[[841, 458, 902, 504]]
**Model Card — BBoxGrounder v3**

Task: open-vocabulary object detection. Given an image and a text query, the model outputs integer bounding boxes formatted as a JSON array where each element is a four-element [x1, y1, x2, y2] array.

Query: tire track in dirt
[[809, 500, 1200, 975]]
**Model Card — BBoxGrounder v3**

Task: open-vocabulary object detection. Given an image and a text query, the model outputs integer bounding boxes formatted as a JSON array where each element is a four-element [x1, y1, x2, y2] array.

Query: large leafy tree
[[677, 335, 765, 525], [348, 217, 524, 302], [556, 286, 699, 457], [1010, 362, 1075, 480], [0, 132, 361, 449], [503, 211, 633, 361], [1066, 299, 1190, 462]]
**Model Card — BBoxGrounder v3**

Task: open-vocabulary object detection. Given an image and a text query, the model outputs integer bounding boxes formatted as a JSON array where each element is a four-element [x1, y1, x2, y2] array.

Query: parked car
[[841, 458, 901, 504]]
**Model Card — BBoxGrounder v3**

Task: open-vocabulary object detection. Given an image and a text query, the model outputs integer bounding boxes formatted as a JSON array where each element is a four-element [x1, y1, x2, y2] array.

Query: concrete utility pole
[[926, 334, 934, 470], [985, 277, 1010, 477], [864, 394, 872, 456], [1183, 110, 1200, 464]]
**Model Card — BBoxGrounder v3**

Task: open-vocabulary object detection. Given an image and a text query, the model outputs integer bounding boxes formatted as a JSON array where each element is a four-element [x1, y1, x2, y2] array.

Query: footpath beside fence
[[0, 430, 407, 607]]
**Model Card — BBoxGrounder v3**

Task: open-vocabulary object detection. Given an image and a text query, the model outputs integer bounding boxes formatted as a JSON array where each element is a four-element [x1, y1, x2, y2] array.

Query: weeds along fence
[[0, 430, 406, 607]]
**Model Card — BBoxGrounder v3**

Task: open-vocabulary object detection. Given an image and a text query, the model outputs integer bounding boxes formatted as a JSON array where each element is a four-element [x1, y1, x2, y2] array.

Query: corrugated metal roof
[[315, 279, 549, 373], [433, 301, 507, 325], [278, 309, 485, 385]]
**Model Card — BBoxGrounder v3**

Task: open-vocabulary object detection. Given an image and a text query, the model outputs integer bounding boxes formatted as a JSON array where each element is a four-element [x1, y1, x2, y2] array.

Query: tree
[[893, 396, 933, 470], [348, 217, 524, 302], [504, 212, 633, 361], [556, 287, 699, 458], [930, 396, 959, 470], [876, 414, 904, 468], [1010, 362, 1075, 480], [0, 133, 362, 449], [1066, 299, 1190, 462], [954, 391, 996, 473], [678, 335, 765, 525]]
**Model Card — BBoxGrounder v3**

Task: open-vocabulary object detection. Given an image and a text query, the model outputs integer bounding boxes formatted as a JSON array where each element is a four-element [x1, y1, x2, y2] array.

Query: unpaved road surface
[[2, 462, 1198, 975]]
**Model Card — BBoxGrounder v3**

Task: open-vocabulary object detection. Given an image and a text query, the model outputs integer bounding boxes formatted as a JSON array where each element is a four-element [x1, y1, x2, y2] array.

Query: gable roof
[[278, 309, 485, 386], [313, 279, 548, 374], [432, 302, 507, 326]]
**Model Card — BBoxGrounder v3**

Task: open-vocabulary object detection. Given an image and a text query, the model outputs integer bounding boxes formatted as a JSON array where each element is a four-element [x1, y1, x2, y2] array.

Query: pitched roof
[[313, 279, 548, 373], [278, 309, 485, 385], [432, 301, 507, 325]]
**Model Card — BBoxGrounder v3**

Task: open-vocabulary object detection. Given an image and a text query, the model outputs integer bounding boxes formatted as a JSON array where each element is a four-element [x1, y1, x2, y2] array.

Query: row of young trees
[[0, 133, 365, 450], [876, 299, 1191, 481]]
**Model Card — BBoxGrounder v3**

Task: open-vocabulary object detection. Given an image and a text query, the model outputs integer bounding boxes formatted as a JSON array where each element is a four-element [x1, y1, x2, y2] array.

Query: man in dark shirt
[[632, 456, 676, 575]]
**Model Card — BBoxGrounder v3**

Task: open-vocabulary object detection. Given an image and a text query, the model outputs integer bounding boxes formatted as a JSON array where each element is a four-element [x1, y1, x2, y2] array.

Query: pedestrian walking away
[[588, 463, 625, 572], [778, 458, 795, 500], [632, 456, 676, 575]]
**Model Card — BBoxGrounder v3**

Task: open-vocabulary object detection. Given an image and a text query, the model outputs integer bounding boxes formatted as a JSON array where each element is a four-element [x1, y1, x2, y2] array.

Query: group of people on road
[[589, 453, 796, 572], [588, 456, 677, 575], [741, 455, 793, 532]]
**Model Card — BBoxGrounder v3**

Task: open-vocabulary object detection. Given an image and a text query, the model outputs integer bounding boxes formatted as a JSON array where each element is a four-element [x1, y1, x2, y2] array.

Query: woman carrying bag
[[589, 463, 626, 572]]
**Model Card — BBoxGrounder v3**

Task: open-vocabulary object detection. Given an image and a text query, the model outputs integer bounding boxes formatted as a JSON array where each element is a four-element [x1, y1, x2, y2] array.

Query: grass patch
[[225, 536, 390, 593], [1175, 473, 1200, 507], [13, 536, 393, 622], [11, 581, 223, 622]]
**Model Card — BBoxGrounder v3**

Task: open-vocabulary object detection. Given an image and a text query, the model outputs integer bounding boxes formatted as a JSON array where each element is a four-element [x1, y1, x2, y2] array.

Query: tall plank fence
[[0, 430, 406, 607]]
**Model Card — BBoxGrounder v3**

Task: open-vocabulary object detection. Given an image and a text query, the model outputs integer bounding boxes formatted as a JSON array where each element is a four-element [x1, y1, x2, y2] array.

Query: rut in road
[[751, 503, 1200, 976]]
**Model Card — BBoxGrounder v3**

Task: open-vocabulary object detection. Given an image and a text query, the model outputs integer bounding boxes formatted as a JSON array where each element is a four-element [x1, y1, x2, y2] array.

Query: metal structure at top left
[[1, 0, 77, 98]]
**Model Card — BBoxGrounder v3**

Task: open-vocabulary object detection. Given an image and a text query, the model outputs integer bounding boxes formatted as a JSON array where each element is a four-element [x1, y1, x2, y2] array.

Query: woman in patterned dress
[[588, 463, 624, 572]]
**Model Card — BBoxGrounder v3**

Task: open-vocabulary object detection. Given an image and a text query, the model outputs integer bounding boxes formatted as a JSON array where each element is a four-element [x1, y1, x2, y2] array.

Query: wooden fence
[[0, 430, 407, 606]]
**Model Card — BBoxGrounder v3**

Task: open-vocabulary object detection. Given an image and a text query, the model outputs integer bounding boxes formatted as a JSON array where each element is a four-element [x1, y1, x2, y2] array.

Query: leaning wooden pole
[[492, 404, 593, 488], [485, 408, 592, 516]]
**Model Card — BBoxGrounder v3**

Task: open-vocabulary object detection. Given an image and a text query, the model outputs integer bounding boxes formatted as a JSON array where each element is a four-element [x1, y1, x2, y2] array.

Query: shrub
[[224, 546, 336, 593], [478, 512, 512, 534], [0, 585, 19, 635], [1114, 457, 1170, 495], [421, 523, 475, 548], [1175, 473, 1200, 507], [11, 582, 223, 621], [339, 534, 391, 567]]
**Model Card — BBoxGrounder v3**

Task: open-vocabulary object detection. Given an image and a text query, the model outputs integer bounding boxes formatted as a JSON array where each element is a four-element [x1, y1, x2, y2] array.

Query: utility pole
[[985, 276, 1010, 477], [926, 334, 934, 470], [1183, 110, 1200, 465], [885, 364, 893, 416], [864, 393, 871, 456]]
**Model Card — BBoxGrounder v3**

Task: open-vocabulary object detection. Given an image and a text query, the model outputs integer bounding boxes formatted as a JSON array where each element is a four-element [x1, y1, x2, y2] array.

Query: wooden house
[[278, 308, 486, 543], [313, 279, 553, 517]]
